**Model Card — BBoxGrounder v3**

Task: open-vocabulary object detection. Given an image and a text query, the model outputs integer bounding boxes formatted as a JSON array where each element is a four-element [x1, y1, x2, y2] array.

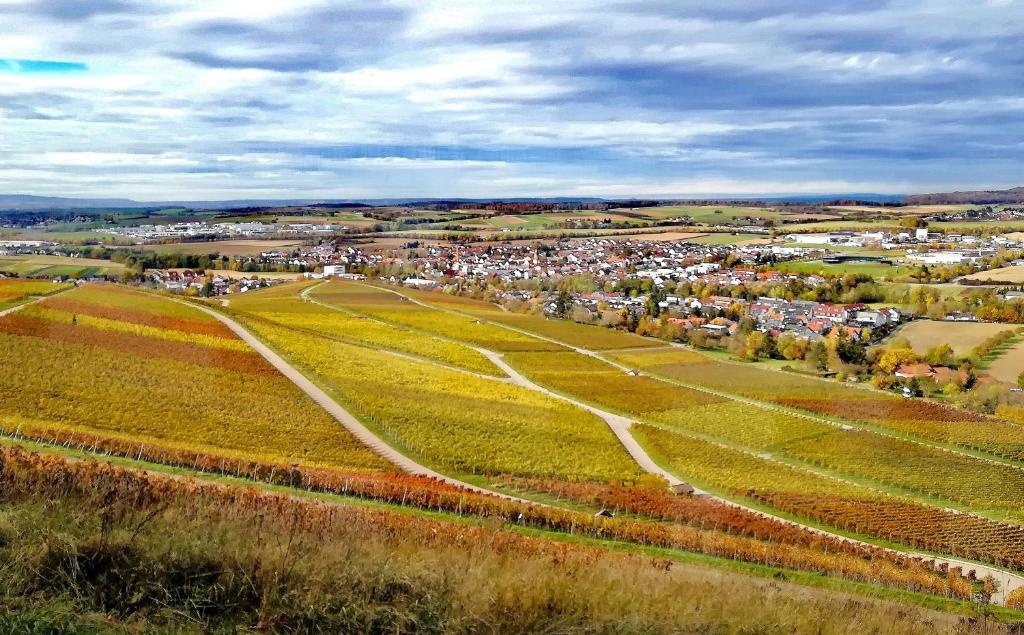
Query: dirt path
[[181, 300, 536, 505], [0, 292, 65, 318]]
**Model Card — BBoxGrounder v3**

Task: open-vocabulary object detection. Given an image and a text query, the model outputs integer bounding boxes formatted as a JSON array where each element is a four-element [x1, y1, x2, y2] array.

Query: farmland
[[775, 258, 911, 278], [142, 238, 304, 256], [5, 279, 1024, 618], [1, 445, 989, 633], [230, 282, 504, 375], [610, 205, 787, 224], [962, 264, 1024, 284], [228, 295, 640, 481], [0, 284, 391, 473], [326, 284, 1024, 520], [0, 254, 126, 278], [607, 347, 1024, 464], [987, 340, 1024, 385], [0, 278, 69, 310], [888, 320, 1018, 356]]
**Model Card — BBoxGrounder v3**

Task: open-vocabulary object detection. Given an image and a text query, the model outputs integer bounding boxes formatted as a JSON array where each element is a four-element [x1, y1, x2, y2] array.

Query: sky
[[1, 0, 1024, 201]]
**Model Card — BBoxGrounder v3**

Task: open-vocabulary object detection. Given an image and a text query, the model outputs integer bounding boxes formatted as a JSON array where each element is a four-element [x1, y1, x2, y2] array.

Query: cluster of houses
[[100, 221, 346, 241], [746, 297, 900, 339], [555, 289, 901, 342], [392, 237, 813, 285], [146, 269, 282, 295], [0, 240, 55, 255]]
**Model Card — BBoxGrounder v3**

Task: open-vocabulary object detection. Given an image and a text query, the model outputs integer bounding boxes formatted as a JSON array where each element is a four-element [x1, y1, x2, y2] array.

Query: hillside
[[903, 186, 1024, 205]]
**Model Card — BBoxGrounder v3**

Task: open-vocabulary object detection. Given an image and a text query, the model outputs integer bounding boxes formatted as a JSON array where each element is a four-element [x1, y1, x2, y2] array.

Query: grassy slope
[[1, 436, 1016, 632]]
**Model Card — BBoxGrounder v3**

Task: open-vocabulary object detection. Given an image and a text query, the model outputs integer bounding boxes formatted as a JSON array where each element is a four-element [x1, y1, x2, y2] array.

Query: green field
[[613, 205, 786, 223], [683, 232, 768, 245], [774, 259, 911, 278], [0, 254, 126, 277]]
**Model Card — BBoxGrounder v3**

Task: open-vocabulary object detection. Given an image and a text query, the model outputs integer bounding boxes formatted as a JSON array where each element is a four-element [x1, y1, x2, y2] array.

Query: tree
[[554, 289, 572, 317], [835, 331, 867, 365], [745, 331, 769, 360], [878, 348, 919, 374], [805, 341, 829, 372], [925, 343, 954, 367]]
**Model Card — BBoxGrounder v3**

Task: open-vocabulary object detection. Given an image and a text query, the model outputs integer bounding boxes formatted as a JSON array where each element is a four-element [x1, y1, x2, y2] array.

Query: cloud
[[2, 0, 1024, 199]]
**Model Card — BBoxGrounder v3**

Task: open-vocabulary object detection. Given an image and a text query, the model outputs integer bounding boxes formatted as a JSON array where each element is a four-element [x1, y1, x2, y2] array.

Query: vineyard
[[312, 283, 565, 352], [231, 311, 640, 481], [0, 284, 391, 472], [367, 281, 668, 350], [306, 283, 1024, 552], [634, 424, 1024, 572], [0, 278, 69, 310], [610, 347, 1024, 463], [783, 431, 1024, 516], [6, 280, 1024, 615], [0, 445, 982, 607], [228, 283, 504, 376]]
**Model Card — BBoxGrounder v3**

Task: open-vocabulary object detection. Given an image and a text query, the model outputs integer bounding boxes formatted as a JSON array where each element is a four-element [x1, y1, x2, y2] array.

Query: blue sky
[[1, 0, 1023, 200]]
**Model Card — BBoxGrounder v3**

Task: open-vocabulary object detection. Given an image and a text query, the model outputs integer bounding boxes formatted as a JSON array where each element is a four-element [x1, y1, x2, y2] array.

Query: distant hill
[[902, 186, 1024, 205], [0, 194, 609, 213]]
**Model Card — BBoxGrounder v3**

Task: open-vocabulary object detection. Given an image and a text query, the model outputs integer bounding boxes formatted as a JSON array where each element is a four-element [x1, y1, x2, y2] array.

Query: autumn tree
[[878, 348, 919, 374]]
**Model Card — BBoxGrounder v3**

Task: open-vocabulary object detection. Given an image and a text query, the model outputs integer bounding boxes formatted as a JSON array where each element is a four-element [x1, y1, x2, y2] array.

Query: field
[[0, 445, 987, 633], [228, 288, 639, 481], [611, 205, 787, 223], [987, 339, 1024, 384], [0, 284, 391, 472], [962, 264, 1024, 284], [6, 280, 1024, 618], [143, 239, 304, 256], [230, 282, 504, 375], [311, 283, 566, 352], [593, 230, 707, 241], [183, 268, 305, 280], [0, 254, 126, 277], [329, 284, 1024, 532], [356, 282, 667, 350], [825, 205, 973, 215], [0, 278, 69, 310], [774, 259, 910, 278], [683, 232, 771, 245], [608, 347, 1024, 465], [889, 320, 1018, 356], [432, 210, 653, 231]]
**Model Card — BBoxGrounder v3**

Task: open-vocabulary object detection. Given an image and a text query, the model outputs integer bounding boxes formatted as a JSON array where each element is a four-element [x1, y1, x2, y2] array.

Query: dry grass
[[0, 447, 989, 634], [144, 239, 304, 256], [890, 320, 1017, 356], [962, 265, 1024, 284], [986, 340, 1024, 384]]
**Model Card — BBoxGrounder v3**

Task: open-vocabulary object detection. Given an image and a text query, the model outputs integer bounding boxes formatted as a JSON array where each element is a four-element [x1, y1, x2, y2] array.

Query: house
[[933, 367, 969, 385], [895, 363, 935, 379], [812, 304, 848, 324]]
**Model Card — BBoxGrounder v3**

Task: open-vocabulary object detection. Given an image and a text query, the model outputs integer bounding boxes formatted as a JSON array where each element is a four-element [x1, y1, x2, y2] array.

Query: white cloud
[[45, 152, 200, 167]]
